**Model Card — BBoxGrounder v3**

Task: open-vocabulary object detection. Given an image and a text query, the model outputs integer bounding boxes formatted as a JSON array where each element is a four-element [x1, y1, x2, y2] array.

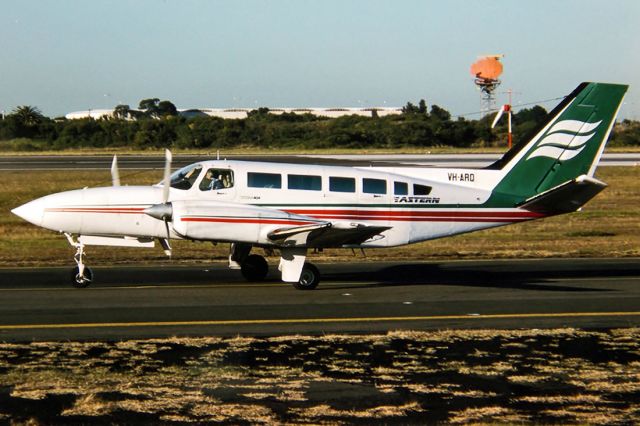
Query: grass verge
[[1, 329, 639, 424]]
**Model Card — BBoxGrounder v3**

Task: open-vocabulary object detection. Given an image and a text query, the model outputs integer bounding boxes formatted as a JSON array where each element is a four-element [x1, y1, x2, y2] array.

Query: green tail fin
[[490, 82, 628, 203]]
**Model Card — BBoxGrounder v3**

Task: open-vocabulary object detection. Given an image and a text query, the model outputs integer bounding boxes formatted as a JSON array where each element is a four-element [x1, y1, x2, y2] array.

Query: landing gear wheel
[[71, 266, 93, 288], [240, 254, 269, 281], [293, 263, 320, 290]]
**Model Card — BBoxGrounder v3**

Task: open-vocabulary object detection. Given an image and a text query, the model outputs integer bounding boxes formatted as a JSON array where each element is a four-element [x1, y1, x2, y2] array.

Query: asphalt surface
[[0, 153, 638, 170], [0, 258, 638, 341]]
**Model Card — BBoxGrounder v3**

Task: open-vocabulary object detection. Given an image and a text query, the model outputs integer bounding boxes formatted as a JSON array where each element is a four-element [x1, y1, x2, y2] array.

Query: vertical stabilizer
[[489, 82, 627, 202]]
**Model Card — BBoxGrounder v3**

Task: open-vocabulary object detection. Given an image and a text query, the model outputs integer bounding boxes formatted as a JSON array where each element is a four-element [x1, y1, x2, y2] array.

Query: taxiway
[[0, 258, 638, 341]]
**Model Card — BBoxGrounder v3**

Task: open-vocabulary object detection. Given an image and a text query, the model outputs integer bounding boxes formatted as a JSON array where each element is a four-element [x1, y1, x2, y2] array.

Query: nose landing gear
[[65, 233, 93, 288], [71, 265, 93, 288]]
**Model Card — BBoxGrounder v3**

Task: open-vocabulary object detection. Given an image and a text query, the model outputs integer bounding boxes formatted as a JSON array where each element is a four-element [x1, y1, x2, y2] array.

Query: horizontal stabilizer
[[518, 175, 607, 214]]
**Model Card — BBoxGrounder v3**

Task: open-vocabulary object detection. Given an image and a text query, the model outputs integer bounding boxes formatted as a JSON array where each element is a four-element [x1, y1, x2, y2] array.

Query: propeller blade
[[162, 149, 173, 203], [111, 155, 120, 186], [145, 202, 173, 257], [161, 220, 172, 257]]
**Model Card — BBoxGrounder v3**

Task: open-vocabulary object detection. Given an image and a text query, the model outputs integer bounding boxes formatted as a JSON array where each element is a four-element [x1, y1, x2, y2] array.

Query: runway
[[0, 153, 638, 170], [0, 258, 638, 341]]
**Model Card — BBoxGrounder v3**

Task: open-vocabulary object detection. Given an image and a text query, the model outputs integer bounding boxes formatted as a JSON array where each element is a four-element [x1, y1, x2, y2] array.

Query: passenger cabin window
[[169, 164, 202, 190], [199, 168, 234, 191], [394, 181, 408, 195], [248, 172, 282, 189], [363, 178, 387, 194], [288, 174, 321, 191], [413, 184, 432, 195], [329, 176, 356, 193]]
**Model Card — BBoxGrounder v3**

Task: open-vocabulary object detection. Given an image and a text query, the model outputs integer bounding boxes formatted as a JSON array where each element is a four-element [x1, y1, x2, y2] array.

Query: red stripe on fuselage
[[46, 207, 146, 214], [45, 206, 543, 223], [285, 209, 543, 218], [283, 209, 543, 222]]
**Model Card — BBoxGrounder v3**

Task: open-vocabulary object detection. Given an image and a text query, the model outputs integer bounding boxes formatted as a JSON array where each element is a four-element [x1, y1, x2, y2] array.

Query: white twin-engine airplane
[[12, 82, 628, 290]]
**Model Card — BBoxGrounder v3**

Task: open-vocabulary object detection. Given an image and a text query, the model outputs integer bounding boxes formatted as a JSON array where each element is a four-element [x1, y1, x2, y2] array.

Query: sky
[[1, 0, 639, 119]]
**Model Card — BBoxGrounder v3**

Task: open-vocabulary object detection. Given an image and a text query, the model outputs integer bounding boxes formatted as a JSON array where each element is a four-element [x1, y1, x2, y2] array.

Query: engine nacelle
[[170, 200, 320, 245]]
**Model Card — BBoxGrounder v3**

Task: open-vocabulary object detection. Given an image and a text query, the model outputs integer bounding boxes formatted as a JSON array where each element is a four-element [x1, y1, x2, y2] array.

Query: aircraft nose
[[12, 199, 45, 226]]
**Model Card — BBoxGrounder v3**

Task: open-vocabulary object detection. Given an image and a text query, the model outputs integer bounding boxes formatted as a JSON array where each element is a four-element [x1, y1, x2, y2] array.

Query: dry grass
[[1, 166, 639, 267], [1, 328, 640, 423]]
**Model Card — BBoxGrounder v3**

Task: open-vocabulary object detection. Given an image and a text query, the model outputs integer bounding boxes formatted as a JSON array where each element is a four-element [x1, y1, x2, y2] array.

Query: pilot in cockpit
[[200, 170, 223, 190], [211, 174, 224, 190]]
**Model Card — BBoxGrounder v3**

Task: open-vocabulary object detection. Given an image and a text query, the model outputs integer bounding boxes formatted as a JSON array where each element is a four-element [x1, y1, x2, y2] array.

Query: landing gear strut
[[65, 233, 93, 288]]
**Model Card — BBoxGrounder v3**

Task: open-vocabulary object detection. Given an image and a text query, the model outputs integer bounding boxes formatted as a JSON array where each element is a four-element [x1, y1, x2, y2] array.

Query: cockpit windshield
[[165, 164, 203, 190]]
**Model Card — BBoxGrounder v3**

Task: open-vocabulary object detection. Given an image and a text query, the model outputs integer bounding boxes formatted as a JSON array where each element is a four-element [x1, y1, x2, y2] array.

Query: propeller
[[111, 155, 120, 186], [144, 149, 173, 256], [162, 149, 172, 203]]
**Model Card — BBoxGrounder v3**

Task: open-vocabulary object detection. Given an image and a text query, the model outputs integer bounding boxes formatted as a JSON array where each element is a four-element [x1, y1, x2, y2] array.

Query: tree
[[430, 104, 451, 121], [418, 99, 428, 115], [11, 105, 44, 126], [113, 104, 131, 120], [157, 100, 178, 117], [514, 105, 547, 125], [247, 107, 271, 120], [402, 101, 419, 115], [138, 98, 160, 118]]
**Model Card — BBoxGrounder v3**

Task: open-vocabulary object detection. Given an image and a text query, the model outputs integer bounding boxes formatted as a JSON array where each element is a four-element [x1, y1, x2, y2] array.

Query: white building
[[64, 107, 402, 120], [65, 109, 116, 120]]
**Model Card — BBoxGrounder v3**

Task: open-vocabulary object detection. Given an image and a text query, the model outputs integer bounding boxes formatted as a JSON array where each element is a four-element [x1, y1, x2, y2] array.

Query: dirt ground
[[1, 328, 639, 424]]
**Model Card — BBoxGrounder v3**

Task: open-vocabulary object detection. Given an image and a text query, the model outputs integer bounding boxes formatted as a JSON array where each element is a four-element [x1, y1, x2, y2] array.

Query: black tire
[[293, 263, 320, 290], [71, 266, 93, 288], [240, 254, 269, 281]]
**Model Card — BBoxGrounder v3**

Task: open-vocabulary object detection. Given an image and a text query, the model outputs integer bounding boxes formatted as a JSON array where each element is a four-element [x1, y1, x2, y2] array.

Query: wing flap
[[267, 222, 331, 241], [268, 221, 391, 247]]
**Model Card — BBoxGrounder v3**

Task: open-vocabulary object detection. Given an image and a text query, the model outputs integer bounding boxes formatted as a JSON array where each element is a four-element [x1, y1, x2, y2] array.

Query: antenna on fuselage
[[217, 150, 220, 160]]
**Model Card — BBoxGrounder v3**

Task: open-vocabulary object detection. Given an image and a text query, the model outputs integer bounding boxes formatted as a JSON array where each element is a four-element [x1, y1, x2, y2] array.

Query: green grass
[[1, 167, 639, 267]]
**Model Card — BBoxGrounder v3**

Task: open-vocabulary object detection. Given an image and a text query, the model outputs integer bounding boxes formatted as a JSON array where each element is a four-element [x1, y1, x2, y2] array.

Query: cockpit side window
[[169, 164, 203, 190], [200, 168, 235, 191]]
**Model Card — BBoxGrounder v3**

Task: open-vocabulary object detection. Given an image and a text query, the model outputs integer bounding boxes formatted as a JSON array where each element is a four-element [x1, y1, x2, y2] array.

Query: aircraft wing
[[167, 200, 391, 248], [268, 221, 391, 247]]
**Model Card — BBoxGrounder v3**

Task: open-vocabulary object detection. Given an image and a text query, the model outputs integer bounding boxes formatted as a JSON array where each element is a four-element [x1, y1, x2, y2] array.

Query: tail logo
[[526, 119, 602, 162]]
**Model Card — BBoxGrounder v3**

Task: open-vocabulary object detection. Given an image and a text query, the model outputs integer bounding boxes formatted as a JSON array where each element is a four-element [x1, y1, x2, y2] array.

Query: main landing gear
[[230, 243, 269, 282], [230, 243, 321, 290], [65, 233, 93, 288], [240, 254, 269, 281], [294, 262, 320, 290]]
